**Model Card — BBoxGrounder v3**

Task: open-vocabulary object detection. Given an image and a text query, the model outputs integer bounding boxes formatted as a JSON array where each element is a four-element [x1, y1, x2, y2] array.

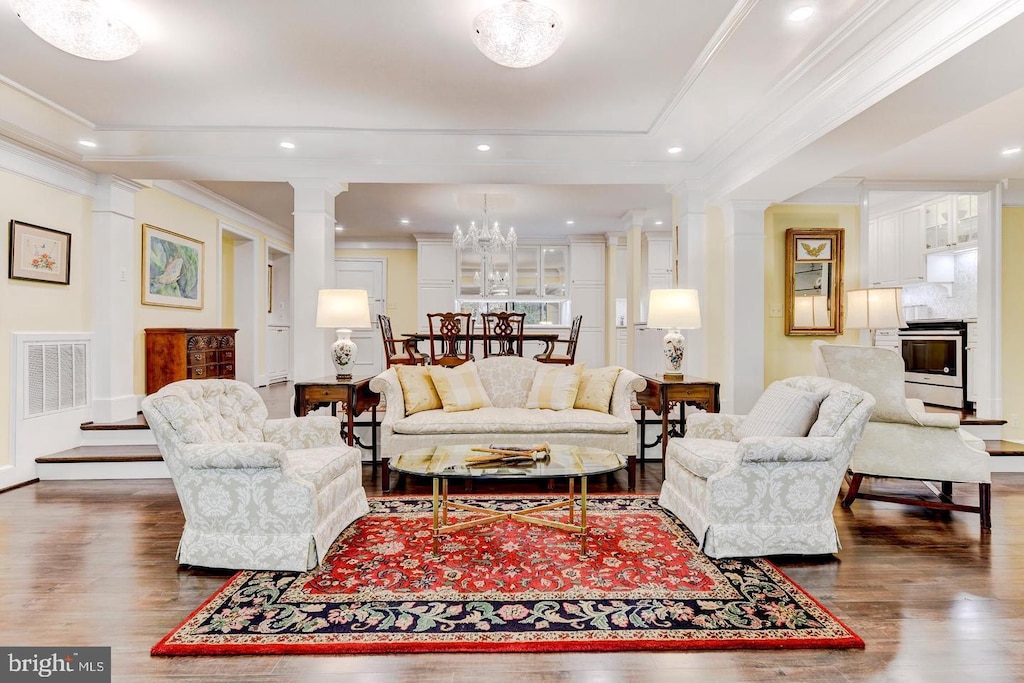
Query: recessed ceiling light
[[566, 220, 574, 225], [400, 218, 410, 225], [655, 220, 663, 226], [476, 144, 491, 152], [280, 141, 295, 149], [788, 6, 815, 22], [335, 224, 344, 232], [667, 146, 683, 154], [1002, 146, 1021, 156], [78, 140, 97, 148]]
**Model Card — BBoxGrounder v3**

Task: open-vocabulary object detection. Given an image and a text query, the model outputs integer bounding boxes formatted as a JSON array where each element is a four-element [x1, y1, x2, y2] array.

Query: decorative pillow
[[395, 365, 442, 415], [429, 363, 493, 412], [736, 381, 824, 439], [574, 366, 621, 413], [526, 364, 584, 410]]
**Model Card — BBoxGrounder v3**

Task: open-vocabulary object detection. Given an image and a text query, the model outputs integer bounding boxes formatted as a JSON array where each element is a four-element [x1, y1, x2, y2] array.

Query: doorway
[[336, 258, 386, 378], [220, 222, 259, 385]]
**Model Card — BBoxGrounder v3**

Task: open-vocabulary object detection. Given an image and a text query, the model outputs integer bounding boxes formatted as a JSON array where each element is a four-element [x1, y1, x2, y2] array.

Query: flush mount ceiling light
[[667, 146, 683, 154], [472, 0, 565, 69], [11, 0, 141, 61], [1001, 146, 1021, 156], [788, 6, 815, 22], [280, 141, 295, 149], [476, 144, 491, 152], [78, 139, 97, 147]]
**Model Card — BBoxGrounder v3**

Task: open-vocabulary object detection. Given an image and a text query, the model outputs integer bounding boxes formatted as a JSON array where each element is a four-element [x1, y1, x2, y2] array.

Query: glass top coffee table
[[390, 444, 626, 559]]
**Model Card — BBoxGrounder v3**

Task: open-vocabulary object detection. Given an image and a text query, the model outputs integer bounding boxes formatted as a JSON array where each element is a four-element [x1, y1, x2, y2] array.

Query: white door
[[335, 259, 385, 378]]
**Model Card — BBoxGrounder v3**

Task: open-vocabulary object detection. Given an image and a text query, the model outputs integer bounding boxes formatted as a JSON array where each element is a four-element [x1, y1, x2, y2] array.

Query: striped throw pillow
[[429, 363, 493, 413], [395, 365, 442, 415], [736, 381, 824, 439], [526, 364, 584, 411]]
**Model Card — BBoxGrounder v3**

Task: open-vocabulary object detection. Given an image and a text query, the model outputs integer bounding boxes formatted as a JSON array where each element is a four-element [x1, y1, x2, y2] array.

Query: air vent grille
[[24, 342, 88, 418]]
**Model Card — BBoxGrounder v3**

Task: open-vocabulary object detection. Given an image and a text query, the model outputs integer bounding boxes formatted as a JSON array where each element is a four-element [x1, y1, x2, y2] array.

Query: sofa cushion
[[737, 381, 823, 439], [808, 383, 861, 438], [574, 366, 621, 413], [526, 364, 583, 410], [669, 438, 740, 479], [429, 363, 493, 412], [392, 407, 630, 435], [395, 365, 441, 415], [279, 446, 359, 490]]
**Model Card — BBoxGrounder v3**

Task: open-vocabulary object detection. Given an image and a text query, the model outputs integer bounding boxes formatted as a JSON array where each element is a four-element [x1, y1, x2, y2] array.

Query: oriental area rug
[[153, 496, 862, 655]]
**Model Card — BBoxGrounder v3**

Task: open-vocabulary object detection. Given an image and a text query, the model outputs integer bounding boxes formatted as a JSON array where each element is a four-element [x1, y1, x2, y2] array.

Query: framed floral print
[[8, 220, 71, 285], [143, 223, 204, 309]]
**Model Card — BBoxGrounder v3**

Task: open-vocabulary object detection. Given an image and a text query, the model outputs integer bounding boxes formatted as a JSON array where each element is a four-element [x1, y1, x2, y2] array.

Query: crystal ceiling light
[[11, 0, 141, 61], [472, 0, 565, 69]]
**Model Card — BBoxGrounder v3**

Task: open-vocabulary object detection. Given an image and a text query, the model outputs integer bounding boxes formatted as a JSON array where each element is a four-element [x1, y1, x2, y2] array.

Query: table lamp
[[845, 287, 905, 344], [647, 289, 702, 378], [316, 289, 371, 379]]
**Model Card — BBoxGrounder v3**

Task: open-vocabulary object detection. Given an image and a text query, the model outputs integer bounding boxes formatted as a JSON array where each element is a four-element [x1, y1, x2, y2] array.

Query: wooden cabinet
[[145, 328, 238, 394]]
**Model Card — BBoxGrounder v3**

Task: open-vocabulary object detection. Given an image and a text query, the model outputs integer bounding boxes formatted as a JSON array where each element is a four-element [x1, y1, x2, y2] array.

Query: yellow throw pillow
[[395, 365, 442, 415], [574, 366, 622, 413], [526, 364, 584, 410], [429, 363, 493, 412]]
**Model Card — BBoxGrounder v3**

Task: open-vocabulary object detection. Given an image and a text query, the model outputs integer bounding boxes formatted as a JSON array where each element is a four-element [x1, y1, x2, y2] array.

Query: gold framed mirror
[[785, 227, 844, 336]]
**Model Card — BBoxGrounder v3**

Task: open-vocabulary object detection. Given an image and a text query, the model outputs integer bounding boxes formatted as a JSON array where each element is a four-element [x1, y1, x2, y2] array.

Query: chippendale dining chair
[[534, 314, 582, 365], [481, 311, 526, 357], [426, 312, 473, 367], [379, 314, 425, 368]]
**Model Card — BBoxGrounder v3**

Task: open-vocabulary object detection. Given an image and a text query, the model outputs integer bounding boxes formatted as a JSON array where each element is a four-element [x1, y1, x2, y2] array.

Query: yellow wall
[[764, 204, 862, 384], [134, 188, 223, 394], [221, 234, 235, 328], [0, 170, 93, 466], [335, 249, 418, 334], [1003, 207, 1024, 440]]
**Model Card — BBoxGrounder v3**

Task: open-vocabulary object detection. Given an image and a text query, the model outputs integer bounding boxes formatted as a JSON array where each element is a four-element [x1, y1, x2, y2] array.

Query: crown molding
[[153, 180, 292, 245], [0, 135, 96, 198], [335, 238, 417, 250]]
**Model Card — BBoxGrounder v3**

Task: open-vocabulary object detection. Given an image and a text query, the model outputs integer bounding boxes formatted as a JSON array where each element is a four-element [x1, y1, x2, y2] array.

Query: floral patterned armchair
[[141, 379, 369, 571], [659, 376, 874, 558]]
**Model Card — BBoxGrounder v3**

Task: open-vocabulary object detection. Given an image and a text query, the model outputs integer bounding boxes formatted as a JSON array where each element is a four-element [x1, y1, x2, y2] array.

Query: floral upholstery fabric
[[141, 379, 369, 572], [372, 359, 647, 458], [812, 342, 916, 423], [659, 377, 875, 558]]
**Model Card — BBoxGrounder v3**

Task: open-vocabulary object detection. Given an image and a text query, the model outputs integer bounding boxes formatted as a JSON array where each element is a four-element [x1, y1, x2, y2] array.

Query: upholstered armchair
[[141, 379, 369, 571], [811, 341, 991, 529], [659, 377, 875, 558]]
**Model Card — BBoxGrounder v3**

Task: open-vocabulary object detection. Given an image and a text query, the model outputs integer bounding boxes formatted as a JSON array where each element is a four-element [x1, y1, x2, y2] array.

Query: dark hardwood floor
[[2, 382, 1022, 682]]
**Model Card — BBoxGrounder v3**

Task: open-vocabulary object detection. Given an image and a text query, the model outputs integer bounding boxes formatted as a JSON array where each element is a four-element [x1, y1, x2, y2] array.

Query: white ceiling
[[1, 0, 1024, 237]]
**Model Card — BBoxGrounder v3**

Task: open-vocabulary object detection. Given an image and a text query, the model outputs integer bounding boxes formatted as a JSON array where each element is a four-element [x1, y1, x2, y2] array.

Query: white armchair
[[659, 377, 875, 558], [141, 379, 369, 571], [812, 341, 991, 529]]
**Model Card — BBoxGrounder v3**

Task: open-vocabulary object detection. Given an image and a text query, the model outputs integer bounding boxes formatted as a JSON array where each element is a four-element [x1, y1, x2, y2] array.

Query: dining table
[[401, 330, 561, 358]]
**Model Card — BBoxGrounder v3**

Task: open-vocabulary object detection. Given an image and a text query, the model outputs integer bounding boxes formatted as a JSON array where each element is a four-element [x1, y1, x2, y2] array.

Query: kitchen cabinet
[[899, 208, 925, 283], [570, 239, 605, 367], [266, 325, 290, 383], [924, 195, 978, 252], [966, 322, 978, 404], [417, 239, 456, 329]]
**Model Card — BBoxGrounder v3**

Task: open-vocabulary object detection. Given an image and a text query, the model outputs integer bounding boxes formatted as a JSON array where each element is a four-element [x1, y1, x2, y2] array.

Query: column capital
[[620, 209, 646, 230], [605, 232, 623, 248], [288, 179, 348, 195], [93, 175, 145, 217], [668, 182, 708, 213]]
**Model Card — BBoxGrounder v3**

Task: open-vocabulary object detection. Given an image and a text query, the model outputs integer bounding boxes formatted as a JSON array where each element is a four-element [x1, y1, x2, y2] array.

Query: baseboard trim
[[0, 477, 39, 495]]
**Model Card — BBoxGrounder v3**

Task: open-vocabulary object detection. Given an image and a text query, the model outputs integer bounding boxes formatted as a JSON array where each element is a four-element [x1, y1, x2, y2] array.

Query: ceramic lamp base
[[331, 329, 357, 379], [662, 329, 685, 378]]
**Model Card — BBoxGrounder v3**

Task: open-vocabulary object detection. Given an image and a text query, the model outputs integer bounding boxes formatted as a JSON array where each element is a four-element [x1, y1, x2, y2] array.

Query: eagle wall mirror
[[785, 227, 844, 336]]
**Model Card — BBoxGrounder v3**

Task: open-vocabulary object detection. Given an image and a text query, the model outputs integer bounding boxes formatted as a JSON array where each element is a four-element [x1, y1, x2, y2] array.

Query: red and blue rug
[[153, 496, 862, 655]]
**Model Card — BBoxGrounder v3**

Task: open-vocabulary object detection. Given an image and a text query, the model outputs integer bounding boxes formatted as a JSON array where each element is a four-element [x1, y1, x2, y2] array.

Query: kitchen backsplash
[[902, 249, 977, 320]]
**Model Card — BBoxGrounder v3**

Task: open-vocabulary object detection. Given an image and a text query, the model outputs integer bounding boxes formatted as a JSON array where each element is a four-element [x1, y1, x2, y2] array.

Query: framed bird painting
[[794, 236, 832, 261], [142, 224, 204, 309]]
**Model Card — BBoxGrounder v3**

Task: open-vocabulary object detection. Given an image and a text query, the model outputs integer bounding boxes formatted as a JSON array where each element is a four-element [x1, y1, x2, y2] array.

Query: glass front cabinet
[[456, 245, 570, 325]]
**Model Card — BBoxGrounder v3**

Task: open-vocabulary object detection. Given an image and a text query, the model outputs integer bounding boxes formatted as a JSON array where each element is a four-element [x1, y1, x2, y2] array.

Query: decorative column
[[723, 201, 769, 414], [289, 180, 346, 386], [673, 184, 707, 378], [624, 210, 645, 371], [91, 175, 145, 422]]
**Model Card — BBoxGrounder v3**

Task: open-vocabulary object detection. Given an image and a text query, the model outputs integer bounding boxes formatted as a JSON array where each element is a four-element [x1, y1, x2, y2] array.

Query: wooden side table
[[636, 374, 721, 461], [293, 376, 381, 470]]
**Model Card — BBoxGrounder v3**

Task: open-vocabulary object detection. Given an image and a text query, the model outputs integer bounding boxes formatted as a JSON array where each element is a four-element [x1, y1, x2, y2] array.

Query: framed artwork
[[143, 223, 204, 309], [8, 220, 71, 285], [794, 236, 833, 261], [267, 263, 273, 313]]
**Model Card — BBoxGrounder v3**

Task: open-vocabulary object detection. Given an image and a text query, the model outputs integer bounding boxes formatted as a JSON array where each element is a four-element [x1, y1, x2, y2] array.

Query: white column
[[673, 184, 708, 378], [92, 175, 144, 422], [723, 201, 769, 414], [289, 180, 346, 385], [624, 210, 645, 370]]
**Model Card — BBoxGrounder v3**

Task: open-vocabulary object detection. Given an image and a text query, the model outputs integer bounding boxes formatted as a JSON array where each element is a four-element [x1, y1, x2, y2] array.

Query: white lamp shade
[[647, 289, 702, 329], [315, 289, 371, 329], [846, 287, 905, 330], [793, 295, 829, 327]]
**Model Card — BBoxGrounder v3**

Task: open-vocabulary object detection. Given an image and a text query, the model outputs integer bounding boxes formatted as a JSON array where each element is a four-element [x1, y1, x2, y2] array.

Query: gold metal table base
[[431, 476, 589, 559]]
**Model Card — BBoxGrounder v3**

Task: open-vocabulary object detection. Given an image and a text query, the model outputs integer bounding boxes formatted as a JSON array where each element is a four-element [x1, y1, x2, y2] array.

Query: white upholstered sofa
[[142, 379, 369, 571], [370, 356, 647, 490]]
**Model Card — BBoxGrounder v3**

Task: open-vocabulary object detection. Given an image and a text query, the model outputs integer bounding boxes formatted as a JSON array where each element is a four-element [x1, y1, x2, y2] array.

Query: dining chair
[[481, 312, 526, 357], [534, 314, 582, 365], [379, 314, 425, 368], [426, 312, 473, 367]]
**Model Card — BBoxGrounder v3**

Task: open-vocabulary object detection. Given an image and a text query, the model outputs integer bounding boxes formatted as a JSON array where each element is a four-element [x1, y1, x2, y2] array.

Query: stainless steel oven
[[898, 320, 966, 409]]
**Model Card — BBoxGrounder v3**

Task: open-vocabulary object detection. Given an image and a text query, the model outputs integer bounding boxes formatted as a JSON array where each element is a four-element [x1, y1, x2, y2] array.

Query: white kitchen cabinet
[[417, 238, 456, 328], [266, 325, 290, 383], [569, 241, 604, 285], [899, 207, 925, 284], [876, 214, 901, 286], [966, 322, 978, 404], [954, 194, 979, 247], [616, 327, 627, 367], [868, 219, 879, 286], [569, 239, 605, 366], [923, 198, 951, 252]]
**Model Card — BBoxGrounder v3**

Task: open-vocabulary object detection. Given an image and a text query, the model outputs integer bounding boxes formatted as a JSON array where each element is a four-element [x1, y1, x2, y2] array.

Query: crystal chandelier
[[11, 0, 141, 61], [471, 0, 565, 69], [453, 195, 517, 256]]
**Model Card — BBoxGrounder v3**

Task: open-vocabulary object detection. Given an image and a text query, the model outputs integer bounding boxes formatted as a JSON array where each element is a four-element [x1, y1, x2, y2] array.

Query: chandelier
[[471, 0, 565, 69], [11, 0, 141, 61], [453, 195, 517, 256]]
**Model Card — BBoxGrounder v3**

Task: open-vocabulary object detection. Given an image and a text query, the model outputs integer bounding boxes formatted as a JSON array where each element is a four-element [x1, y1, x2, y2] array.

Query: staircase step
[[36, 445, 168, 480], [80, 413, 149, 430], [37, 445, 163, 463], [985, 440, 1024, 456], [961, 417, 1008, 426]]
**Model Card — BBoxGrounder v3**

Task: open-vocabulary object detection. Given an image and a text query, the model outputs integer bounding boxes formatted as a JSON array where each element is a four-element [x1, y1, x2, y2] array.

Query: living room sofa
[[370, 356, 647, 490]]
